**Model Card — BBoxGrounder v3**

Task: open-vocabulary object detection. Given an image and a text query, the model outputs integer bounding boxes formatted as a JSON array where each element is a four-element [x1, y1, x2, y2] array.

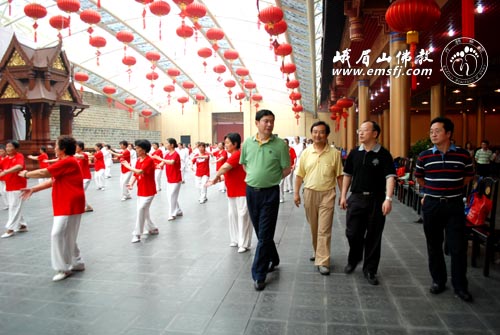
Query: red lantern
[[74, 72, 88, 96], [195, 93, 205, 113], [289, 92, 302, 104], [146, 71, 159, 93], [49, 15, 70, 41], [167, 68, 180, 84], [172, 0, 194, 17], [329, 105, 343, 114], [24, 3, 47, 43], [223, 49, 239, 67], [56, 0, 80, 36], [145, 51, 161, 69], [224, 79, 236, 103], [206, 27, 225, 51], [103, 86, 116, 107], [177, 96, 189, 114], [244, 80, 256, 99], [197, 47, 213, 73], [135, 0, 154, 29], [89, 35, 106, 66], [116, 30, 134, 57], [385, 0, 440, 90], [176, 22, 194, 54], [258, 6, 284, 26], [149, 1, 171, 40], [235, 67, 249, 85], [264, 20, 287, 48], [252, 93, 263, 113], [141, 109, 153, 126], [122, 55, 136, 82], [79, 9, 101, 41], [234, 92, 246, 112], [292, 105, 303, 113], [286, 79, 300, 90], [182, 81, 195, 90], [163, 84, 175, 105], [336, 97, 354, 109], [124, 97, 137, 118], [280, 62, 296, 81], [274, 42, 292, 65], [213, 64, 226, 82], [185, 2, 207, 38]]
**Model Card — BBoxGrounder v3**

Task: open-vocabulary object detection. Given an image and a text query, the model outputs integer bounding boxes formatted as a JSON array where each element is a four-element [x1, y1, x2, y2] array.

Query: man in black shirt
[[340, 120, 396, 285]]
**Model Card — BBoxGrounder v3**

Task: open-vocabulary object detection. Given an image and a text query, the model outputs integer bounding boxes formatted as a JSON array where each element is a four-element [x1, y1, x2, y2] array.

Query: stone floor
[[1, 164, 500, 335]]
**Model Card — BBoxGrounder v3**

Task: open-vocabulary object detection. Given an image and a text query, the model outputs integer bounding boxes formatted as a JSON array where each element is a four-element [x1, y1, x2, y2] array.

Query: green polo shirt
[[240, 134, 290, 188]]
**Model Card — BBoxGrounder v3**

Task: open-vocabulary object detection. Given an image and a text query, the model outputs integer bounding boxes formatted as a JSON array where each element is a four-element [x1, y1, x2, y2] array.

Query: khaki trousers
[[303, 188, 335, 266]]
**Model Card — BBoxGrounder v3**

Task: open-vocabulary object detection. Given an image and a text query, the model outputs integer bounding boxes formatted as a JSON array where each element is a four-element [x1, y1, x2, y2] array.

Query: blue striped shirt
[[414, 144, 474, 198]]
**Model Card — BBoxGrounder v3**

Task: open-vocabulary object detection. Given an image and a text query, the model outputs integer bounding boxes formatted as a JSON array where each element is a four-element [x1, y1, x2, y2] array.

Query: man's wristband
[[385, 196, 392, 202]]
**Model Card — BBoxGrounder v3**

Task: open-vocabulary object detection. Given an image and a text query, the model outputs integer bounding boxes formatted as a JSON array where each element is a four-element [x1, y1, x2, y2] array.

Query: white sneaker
[[167, 216, 176, 221], [70, 264, 85, 271], [238, 247, 248, 253], [176, 211, 183, 216], [279, 199, 284, 203], [121, 197, 127, 201], [229, 242, 238, 247], [131, 235, 141, 243], [1, 231, 14, 238], [52, 271, 71, 282]]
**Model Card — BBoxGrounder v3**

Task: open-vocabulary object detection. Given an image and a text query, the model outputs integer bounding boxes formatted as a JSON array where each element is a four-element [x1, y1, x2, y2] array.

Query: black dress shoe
[[364, 272, 379, 285], [309, 256, 315, 261], [254, 280, 266, 291], [429, 283, 446, 295], [414, 217, 423, 223], [344, 263, 357, 274], [455, 290, 473, 302], [268, 262, 279, 273]]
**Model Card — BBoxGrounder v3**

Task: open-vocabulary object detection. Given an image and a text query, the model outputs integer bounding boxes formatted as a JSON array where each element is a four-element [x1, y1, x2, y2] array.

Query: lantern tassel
[[462, 0, 474, 39], [142, 7, 146, 30], [98, 0, 101, 9], [68, 16, 71, 36], [410, 42, 417, 90], [159, 19, 162, 41], [239, 101, 242, 112], [8, 0, 11, 16], [129, 107, 133, 119]]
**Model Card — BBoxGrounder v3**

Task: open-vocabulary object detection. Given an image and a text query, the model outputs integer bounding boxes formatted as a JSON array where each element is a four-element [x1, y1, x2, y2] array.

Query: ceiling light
[[476, 4, 484, 14], [452, 89, 460, 93], [468, 83, 477, 88], [422, 101, 429, 105], [370, 95, 374, 100], [386, 80, 390, 87], [466, 97, 473, 101], [495, 88, 500, 93], [493, 108, 496, 112], [448, 28, 455, 37], [456, 101, 463, 104]]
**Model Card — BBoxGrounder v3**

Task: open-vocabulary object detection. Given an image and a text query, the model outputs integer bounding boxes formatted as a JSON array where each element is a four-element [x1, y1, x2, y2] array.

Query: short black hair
[[135, 139, 151, 153], [0, 144, 5, 150], [77, 141, 85, 150], [57, 135, 77, 156], [224, 132, 242, 149], [362, 120, 381, 139], [119, 140, 128, 147], [310, 121, 330, 135], [40, 146, 47, 153], [166, 138, 178, 148], [430, 117, 454, 137], [95, 143, 103, 149], [152, 142, 159, 147], [255, 109, 275, 121], [6, 140, 20, 149]]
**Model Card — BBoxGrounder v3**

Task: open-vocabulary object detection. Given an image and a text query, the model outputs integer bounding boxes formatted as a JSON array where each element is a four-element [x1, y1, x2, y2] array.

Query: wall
[[49, 92, 161, 148]]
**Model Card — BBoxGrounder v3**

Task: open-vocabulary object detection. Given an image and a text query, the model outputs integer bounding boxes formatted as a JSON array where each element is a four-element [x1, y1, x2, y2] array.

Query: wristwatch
[[385, 196, 393, 202]]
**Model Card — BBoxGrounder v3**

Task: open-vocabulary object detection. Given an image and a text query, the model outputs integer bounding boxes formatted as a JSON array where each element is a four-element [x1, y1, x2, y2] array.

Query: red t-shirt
[[224, 150, 247, 198], [192, 153, 210, 177], [47, 156, 85, 216], [38, 153, 49, 169], [164, 151, 182, 183], [135, 156, 156, 197], [119, 149, 131, 174], [3, 153, 27, 191], [289, 147, 297, 167], [152, 149, 163, 168], [93, 150, 105, 171], [0, 156, 5, 181], [77, 153, 92, 179], [215, 149, 228, 171]]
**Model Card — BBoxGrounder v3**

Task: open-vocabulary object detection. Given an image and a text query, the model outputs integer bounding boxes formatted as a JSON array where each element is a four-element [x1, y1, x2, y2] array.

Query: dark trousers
[[345, 193, 386, 274], [246, 185, 280, 282], [422, 197, 468, 291], [476, 163, 490, 177]]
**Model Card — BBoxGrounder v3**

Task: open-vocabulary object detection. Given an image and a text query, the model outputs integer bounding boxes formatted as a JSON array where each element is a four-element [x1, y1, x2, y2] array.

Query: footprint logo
[[441, 38, 488, 85]]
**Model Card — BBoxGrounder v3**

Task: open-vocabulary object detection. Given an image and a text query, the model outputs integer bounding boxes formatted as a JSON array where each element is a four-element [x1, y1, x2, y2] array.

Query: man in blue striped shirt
[[415, 117, 474, 302]]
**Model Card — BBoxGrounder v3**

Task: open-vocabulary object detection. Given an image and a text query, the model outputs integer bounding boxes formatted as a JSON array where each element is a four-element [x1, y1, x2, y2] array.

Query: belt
[[426, 196, 462, 203], [353, 192, 381, 196], [248, 185, 277, 192]]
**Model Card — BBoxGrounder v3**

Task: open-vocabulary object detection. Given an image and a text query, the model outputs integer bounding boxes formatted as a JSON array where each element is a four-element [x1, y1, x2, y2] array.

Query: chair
[[469, 177, 499, 276]]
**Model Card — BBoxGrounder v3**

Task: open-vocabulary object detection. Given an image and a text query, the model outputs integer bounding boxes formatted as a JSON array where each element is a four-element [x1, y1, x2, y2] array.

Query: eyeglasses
[[312, 130, 327, 135], [429, 128, 444, 135], [356, 129, 372, 134]]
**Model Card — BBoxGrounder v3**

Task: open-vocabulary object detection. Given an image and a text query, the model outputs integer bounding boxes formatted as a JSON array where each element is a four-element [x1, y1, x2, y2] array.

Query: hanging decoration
[[172, 0, 194, 20], [195, 93, 205, 113], [176, 22, 194, 54], [145, 50, 161, 70], [258, 5, 284, 31], [329, 105, 343, 132], [149, 0, 171, 40], [286, 79, 300, 90], [244, 80, 256, 100], [213, 64, 226, 82], [234, 92, 246, 112], [385, 0, 440, 90], [197, 47, 213, 73], [223, 49, 239, 69], [79, 9, 101, 42], [336, 97, 354, 109], [182, 81, 195, 91], [141, 109, 153, 126], [102, 86, 116, 107], [264, 20, 287, 48], [122, 55, 136, 82], [462, 0, 474, 38], [24, 3, 47, 43], [116, 30, 134, 57], [224, 79, 236, 103], [74, 72, 88, 96], [235, 67, 249, 85], [124, 97, 137, 118], [206, 27, 225, 52], [292, 105, 303, 125], [289, 91, 302, 106], [163, 84, 175, 105], [89, 35, 107, 65], [135, 0, 154, 29], [7, 0, 12, 16], [146, 71, 159, 94], [167, 67, 180, 84], [251, 93, 262, 113], [274, 42, 292, 66], [49, 15, 70, 41], [56, 0, 80, 36], [185, 2, 207, 41], [280, 62, 296, 82], [177, 96, 189, 114]]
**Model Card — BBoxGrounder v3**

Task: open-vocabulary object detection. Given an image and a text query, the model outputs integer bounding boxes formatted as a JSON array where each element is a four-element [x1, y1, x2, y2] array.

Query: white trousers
[[0, 181, 7, 209], [154, 169, 162, 191], [166, 182, 182, 217], [180, 162, 187, 182], [83, 179, 91, 207], [120, 172, 132, 198], [5, 191, 26, 231], [105, 165, 112, 178], [195, 175, 209, 202], [51, 215, 84, 272], [133, 196, 157, 235], [285, 170, 294, 191], [227, 196, 252, 248], [94, 169, 105, 189]]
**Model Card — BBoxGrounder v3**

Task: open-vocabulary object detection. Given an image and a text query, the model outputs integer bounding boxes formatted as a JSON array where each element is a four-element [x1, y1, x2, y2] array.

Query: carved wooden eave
[[55, 76, 86, 106], [0, 35, 33, 71], [0, 70, 27, 102]]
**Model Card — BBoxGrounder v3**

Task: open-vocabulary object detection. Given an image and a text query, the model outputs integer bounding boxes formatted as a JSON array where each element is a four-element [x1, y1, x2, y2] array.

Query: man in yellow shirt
[[294, 121, 343, 275]]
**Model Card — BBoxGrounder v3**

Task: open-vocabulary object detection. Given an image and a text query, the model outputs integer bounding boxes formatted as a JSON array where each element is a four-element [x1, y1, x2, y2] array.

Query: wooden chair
[[469, 177, 499, 276]]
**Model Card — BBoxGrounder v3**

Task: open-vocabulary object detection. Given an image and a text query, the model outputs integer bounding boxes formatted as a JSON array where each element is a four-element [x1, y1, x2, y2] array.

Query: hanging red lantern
[[286, 79, 300, 90], [265, 20, 287, 48], [206, 27, 225, 51], [79, 9, 101, 41], [244, 80, 256, 99], [116, 30, 134, 57], [177, 96, 189, 114], [274, 42, 293, 66], [122, 55, 136, 82], [89, 35, 106, 66], [176, 22, 194, 54], [235, 92, 246, 112], [235, 67, 249, 85], [280, 62, 296, 82], [56, 0, 80, 36], [141, 109, 153, 126], [149, 1, 171, 40], [102, 86, 116, 107], [197, 47, 213, 73], [49, 15, 70, 41], [135, 0, 154, 29], [195, 93, 205, 113], [336, 97, 354, 109], [146, 71, 159, 93], [124, 97, 137, 118], [24, 3, 47, 43], [289, 92, 302, 105], [167, 68, 181, 84], [252, 93, 262, 113], [182, 81, 195, 90], [74, 72, 88, 96], [329, 105, 343, 114], [385, 0, 440, 90], [185, 2, 207, 40], [292, 105, 303, 113], [223, 49, 239, 67], [224, 79, 236, 103], [213, 64, 226, 82], [163, 84, 175, 105], [258, 6, 284, 27]]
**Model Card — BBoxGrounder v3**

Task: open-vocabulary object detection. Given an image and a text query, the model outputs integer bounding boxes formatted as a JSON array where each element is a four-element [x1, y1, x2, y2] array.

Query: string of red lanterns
[[79, 9, 101, 42], [24, 3, 47, 43], [149, 0, 171, 40], [124, 97, 137, 118]]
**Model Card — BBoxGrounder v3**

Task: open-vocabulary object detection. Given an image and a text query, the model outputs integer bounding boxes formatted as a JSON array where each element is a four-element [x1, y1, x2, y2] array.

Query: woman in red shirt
[[207, 133, 252, 253], [19, 135, 86, 282], [75, 141, 93, 212], [27, 146, 50, 184], [153, 138, 183, 221], [0, 144, 7, 210], [91, 143, 106, 190], [191, 142, 211, 204], [122, 139, 159, 243]]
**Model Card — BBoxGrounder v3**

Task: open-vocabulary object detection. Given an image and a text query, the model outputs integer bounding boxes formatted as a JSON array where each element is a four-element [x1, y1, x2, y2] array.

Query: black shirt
[[343, 143, 396, 194]]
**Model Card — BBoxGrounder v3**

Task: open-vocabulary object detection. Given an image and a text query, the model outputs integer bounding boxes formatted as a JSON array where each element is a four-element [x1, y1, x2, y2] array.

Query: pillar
[[462, 112, 467, 147], [347, 105, 356, 150], [377, 114, 383, 144], [382, 109, 390, 149], [60, 105, 74, 136], [430, 83, 444, 120], [476, 99, 484, 146], [358, 79, 370, 125]]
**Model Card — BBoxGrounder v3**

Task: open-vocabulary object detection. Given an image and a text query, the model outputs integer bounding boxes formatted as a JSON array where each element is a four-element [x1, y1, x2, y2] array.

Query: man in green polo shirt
[[240, 109, 291, 291]]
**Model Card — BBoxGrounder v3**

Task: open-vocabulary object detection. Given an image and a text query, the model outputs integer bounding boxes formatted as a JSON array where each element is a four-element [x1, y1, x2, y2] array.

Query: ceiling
[[0, 0, 322, 117]]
